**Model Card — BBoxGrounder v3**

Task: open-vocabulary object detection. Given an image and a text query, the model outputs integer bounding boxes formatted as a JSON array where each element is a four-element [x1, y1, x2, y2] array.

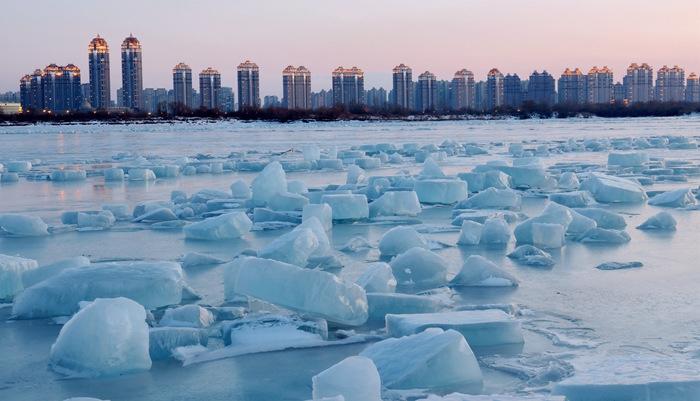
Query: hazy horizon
[[2, 0, 699, 97]]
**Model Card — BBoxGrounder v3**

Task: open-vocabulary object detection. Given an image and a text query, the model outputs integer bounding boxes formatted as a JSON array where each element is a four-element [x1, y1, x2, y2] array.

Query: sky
[[1, 0, 699, 97]]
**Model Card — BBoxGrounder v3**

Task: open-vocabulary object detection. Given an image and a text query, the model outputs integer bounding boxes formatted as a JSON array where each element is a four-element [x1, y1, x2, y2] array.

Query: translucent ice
[[103, 167, 125, 181], [180, 252, 225, 268], [580, 173, 647, 203], [607, 151, 649, 167], [321, 194, 369, 221], [456, 188, 521, 210], [576, 227, 631, 243], [251, 161, 287, 206], [149, 327, 208, 360], [49, 298, 151, 377], [21, 256, 90, 288], [648, 188, 697, 208], [268, 191, 310, 211], [230, 179, 251, 199], [479, 217, 511, 245], [386, 310, 523, 347], [0, 213, 49, 236], [418, 394, 564, 401], [259, 226, 319, 267], [50, 169, 87, 181], [379, 226, 429, 256], [390, 247, 449, 289], [514, 202, 573, 244], [414, 179, 468, 204], [548, 191, 596, 208], [457, 220, 483, 245], [558, 171, 580, 190], [450, 255, 518, 287], [303, 203, 333, 231], [419, 158, 446, 179], [346, 165, 366, 185], [184, 212, 252, 240], [160, 305, 214, 328], [355, 262, 397, 293], [369, 191, 422, 217], [127, 168, 156, 181], [507, 245, 555, 267], [0, 254, 38, 301], [574, 208, 627, 229], [636, 211, 677, 231], [531, 222, 566, 249], [360, 328, 482, 389], [312, 356, 382, 401], [367, 293, 443, 321], [77, 210, 116, 229]]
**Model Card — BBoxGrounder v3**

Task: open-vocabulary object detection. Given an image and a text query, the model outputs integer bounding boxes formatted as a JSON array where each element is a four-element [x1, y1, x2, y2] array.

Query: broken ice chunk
[[312, 356, 382, 401], [321, 194, 369, 221], [636, 211, 677, 231], [355, 262, 397, 293], [149, 327, 208, 360], [379, 226, 430, 256], [0, 254, 38, 301], [251, 161, 287, 206], [479, 217, 511, 245], [574, 208, 627, 230], [369, 191, 422, 217], [159, 305, 214, 328], [456, 188, 521, 210], [576, 227, 631, 243], [390, 247, 449, 290], [457, 220, 483, 245], [451, 255, 518, 287], [414, 179, 468, 205], [303, 203, 333, 231], [0, 213, 49, 237], [579, 173, 647, 203], [184, 212, 252, 241], [367, 293, 443, 321], [21, 256, 90, 288], [507, 245, 555, 267], [648, 188, 696, 208]]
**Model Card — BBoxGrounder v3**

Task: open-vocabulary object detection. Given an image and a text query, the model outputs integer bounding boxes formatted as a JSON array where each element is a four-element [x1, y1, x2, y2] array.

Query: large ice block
[[456, 188, 521, 210], [580, 173, 647, 203], [369, 191, 422, 217], [390, 247, 449, 289], [0, 254, 38, 301], [379, 226, 430, 256], [312, 356, 382, 401], [450, 255, 518, 287], [321, 194, 369, 220], [0, 213, 49, 236], [251, 161, 287, 206], [184, 212, 252, 240], [414, 179, 468, 204]]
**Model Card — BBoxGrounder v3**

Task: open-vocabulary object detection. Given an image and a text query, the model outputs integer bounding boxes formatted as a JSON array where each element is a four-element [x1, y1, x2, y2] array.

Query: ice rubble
[[450, 255, 518, 287], [419, 395, 565, 401], [414, 179, 468, 204], [607, 151, 649, 167], [386, 309, 523, 347], [303, 203, 333, 231], [379, 226, 430, 256], [636, 211, 677, 230], [389, 247, 449, 289], [574, 207, 627, 229], [576, 227, 631, 243], [579, 173, 647, 203], [180, 252, 225, 268], [456, 188, 521, 210], [258, 218, 330, 267], [149, 327, 208, 360], [355, 262, 397, 293], [457, 220, 482, 245], [322, 194, 369, 220], [49, 298, 151, 377], [224, 256, 368, 326], [184, 211, 252, 240], [507, 245, 555, 267], [360, 328, 482, 389], [312, 356, 382, 401], [595, 261, 643, 270], [0, 213, 49, 236], [548, 191, 596, 208], [367, 293, 443, 321], [419, 158, 446, 179], [269, 191, 309, 211], [251, 161, 287, 206], [558, 171, 580, 190], [12, 261, 186, 318], [127, 168, 156, 181], [21, 256, 90, 288], [51, 169, 87, 181], [369, 191, 422, 217], [0, 254, 38, 301], [479, 217, 511, 245], [648, 188, 697, 208], [159, 305, 214, 328]]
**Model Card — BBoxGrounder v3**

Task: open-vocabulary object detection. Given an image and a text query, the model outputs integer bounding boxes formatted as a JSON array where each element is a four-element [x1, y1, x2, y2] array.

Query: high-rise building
[[366, 87, 388, 109], [88, 35, 111, 109], [19, 75, 31, 111], [623, 63, 654, 103], [613, 82, 625, 103], [485, 68, 504, 110], [172, 62, 193, 109], [282, 66, 311, 110], [120, 35, 143, 111], [199, 67, 222, 110], [586, 66, 614, 104], [311, 90, 334, 110], [219, 87, 235, 112], [20, 64, 81, 112], [435, 80, 451, 111], [142, 88, 168, 114], [451, 69, 476, 110], [237, 60, 260, 110], [263, 95, 280, 109], [392, 64, 413, 110], [332, 66, 365, 107], [526, 71, 556, 106], [655, 65, 685, 102], [415, 71, 437, 112], [686, 73, 700, 103], [474, 81, 487, 111], [503, 74, 523, 108], [558, 68, 586, 105]]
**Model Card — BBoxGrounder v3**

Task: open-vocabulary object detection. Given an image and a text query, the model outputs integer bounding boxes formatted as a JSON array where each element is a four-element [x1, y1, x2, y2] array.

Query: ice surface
[[12, 261, 186, 318], [451, 255, 518, 287], [103, 167, 124, 181], [321, 194, 369, 221], [224, 314, 328, 348], [479, 217, 511, 245], [548, 191, 596, 208], [251, 161, 287, 206], [230, 179, 251, 199], [51, 169, 87, 181], [21, 256, 90, 288], [648, 188, 697, 208], [595, 261, 643, 270], [180, 252, 225, 268], [360, 328, 482, 390], [149, 327, 208, 360], [355, 262, 397, 293], [532, 222, 566, 249], [63, 398, 109, 401], [576, 227, 631, 243], [369, 191, 422, 217], [268, 191, 310, 211], [1, 172, 19, 182], [558, 171, 580, 190], [367, 293, 443, 321], [259, 217, 330, 266], [414, 179, 468, 204], [0, 213, 49, 236], [386, 310, 523, 347], [419, 394, 565, 401], [184, 212, 252, 240], [77, 210, 116, 229], [0, 253, 38, 301], [379, 226, 429, 256], [419, 158, 446, 179], [6, 160, 31, 172], [457, 220, 483, 245], [507, 245, 555, 267], [636, 211, 677, 230], [102, 203, 131, 220], [49, 298, 151, 377], [390, 247, 448, 289], [160, 305, 214, 328], [226, 256, 368, 325], [312, 356, 382, 401], [574, 207, 627, 229], [607, 151, 649, 167], [127, 168, 156, 181], [456, 188, 521, 210], [303, 203, 333, 231], [514, 203, 572, 245], [132, 207, 177, 223], [579, 173, 647, 203]]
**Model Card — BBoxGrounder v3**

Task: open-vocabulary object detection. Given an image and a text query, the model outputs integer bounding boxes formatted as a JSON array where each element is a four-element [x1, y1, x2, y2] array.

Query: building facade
[[526, 71, 556, 106], [655, 65, 685, 102], [199, 67, 222, 110], [142, 88, 168, 114], [451, 69, 475, 110], [332, 66, 365, 107], [120, 35, 143, 110], [172, 62, 193, 109], [503, 73, 523, 108], [311, 90, 334, 109], [485, 68, 504, 110], [282, 66, 311, 110], [366, 87, 387, 109], [586, 66, 614, 104], [392, 64, 413, 110], [416, 71, 437, 112], [623, 63, 654, 103], [237, 60, 260, 110], [263, 95, 280, 109], [686, 73, 700, 103], [20, 64, 82, 112], [88, 35, 111, 109], [557, 68, 586, 105]]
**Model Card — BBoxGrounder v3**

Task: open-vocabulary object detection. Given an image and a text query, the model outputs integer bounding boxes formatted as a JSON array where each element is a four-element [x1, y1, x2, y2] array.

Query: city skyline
[[2, 0, 699, 96]]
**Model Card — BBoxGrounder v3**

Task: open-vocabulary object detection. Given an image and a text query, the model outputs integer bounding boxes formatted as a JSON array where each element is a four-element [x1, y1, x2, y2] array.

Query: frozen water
[[12, 261, 186, 318], [558, 172, 580, 190], [369, 191, 422, 217], [51, 170, 87, 181], [419, 394, 564, 401], [595, 261, 643, 270], [386, 310, 524, 347], [456, 188, 521, 210], [321, 194, 369, 221], [389, 247, 449, 289], [251, 161, 287, 206], [346, 165, 366, 185], [576, 227, 631, 243], [184, 212, 252, 240], [457, 220, 483, 245], [159, 305, 214, 328], [636, 211, 677, 230], [311, 356, 382, 401], [414, 179, 468, 204], [451, 255, 518, 287], [303, 203, 333, 231], [0, 214, 49, 236], [573, 207, 627, 229], [367, 293, 443, 321], [580, 173, 647, 203], [514, 203, 573, 245], [379, 226, 429, 256], [230, 179, 251, 199], [268, 191, 309, 211], [0, 253, 38, 301], [149, 327, 208, 360], [607, 151, 649, 167], [180, 252, 225, 268], [507, 245, 555, 267], [648, 188, 697, 208], [21, 256, 90, 288], [77, 210, 116, 229], [532, 223, 566, 249], [479, 217, 511, 245], [355, 262, 397, 293], [360, 328, 482, 390], [548, 191, 596, 208], [103, 168, 124, 181], [127, 168, 156, 181], [49, 298, 151, 377], [258, 226, 319, 266], [419, 158, 446, 179]]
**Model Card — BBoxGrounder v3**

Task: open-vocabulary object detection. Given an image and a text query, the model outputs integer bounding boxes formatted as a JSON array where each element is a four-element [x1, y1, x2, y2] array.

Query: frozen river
[[1, 117, 700, 401]]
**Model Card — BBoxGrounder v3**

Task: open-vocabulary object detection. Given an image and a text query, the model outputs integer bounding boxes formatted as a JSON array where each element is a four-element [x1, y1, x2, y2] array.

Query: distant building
[[237, 60, 260, 110], [142, 88, 168, 114], [263, 95, 280, 109], [451, 69, 476, 110], [120, 35, 143, 110], [191, 89, 200, 109], [435, 80, 451, 111], [219, 87, 235, 112], [282, 66, 311, 110], [0, 91, 21, 103], [587, 66, 614, 104], [474, 81, 487, 111], [503, 73, 523, 108], [613, 82, 625, 103], [655, 65, 685, 102], [686, 73, 700, 103], [172, 62, 193, 109], [557, 68, 586, 105], [0, 103, 21, 115], [392, 64, 413, 110], [332, 66, 365, 107], [415, 71, 437, 112], [526, 71, 556, 106], [20, 64, 82, 112], [199, 67, 222, 110], [366, 87, 387, 109], [311, 90, 333, 109], [88, 35, 111, 109], [623, 63, 654, 103], [485, 68, 504, 110], [116, 88, 124, 108]]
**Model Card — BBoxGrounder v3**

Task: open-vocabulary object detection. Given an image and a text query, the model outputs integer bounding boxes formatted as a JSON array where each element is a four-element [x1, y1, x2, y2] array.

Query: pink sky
[[2, 0, 699, 96]]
